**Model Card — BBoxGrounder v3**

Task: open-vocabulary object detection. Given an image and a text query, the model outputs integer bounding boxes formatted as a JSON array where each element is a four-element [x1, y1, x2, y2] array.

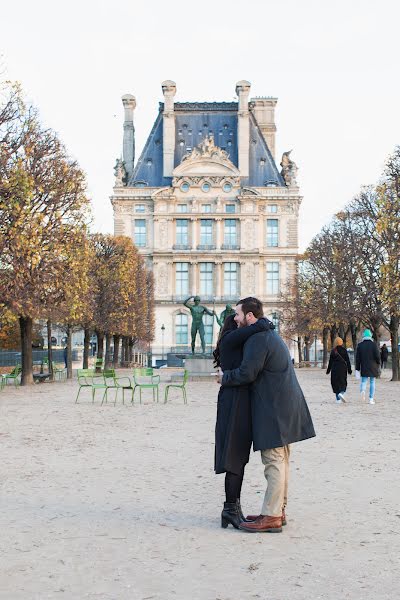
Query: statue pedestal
[[184, 355, 216, 378]]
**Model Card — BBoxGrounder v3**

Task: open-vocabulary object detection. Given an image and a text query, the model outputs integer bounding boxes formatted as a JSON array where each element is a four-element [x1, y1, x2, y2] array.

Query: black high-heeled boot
[[236, 498, 249, 522], [221, 501, 242, 529]]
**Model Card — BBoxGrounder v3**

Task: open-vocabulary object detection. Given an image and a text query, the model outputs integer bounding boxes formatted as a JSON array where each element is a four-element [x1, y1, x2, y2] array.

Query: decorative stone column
[[236, 80, 251, 177], [191, 218, 197, 249], [162, 80, 177, 177], [215, 261, 223, 298], [190, 261, 198, 296], [215, 217, 223, 248], [122, 94, 136, 182]]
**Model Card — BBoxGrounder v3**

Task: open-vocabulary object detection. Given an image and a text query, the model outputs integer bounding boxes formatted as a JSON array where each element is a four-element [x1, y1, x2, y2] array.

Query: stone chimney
[[235, 80, 251, 177], [250, 97, 278, 159], [162, 80, 177, 177], [122, 94, 136, 182]]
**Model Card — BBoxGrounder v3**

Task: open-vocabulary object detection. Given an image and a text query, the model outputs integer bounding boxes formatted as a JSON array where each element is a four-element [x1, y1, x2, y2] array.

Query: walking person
[[213, 314, 269, 529], [326, 337, 352, 403], [380, 344, 389, 371], [217, 297, 315, 533], [356, 329, 380, 405]]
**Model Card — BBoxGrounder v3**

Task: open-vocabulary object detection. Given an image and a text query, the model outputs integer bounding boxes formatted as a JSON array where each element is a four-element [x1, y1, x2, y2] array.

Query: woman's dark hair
[[213, 314, 237, 367]]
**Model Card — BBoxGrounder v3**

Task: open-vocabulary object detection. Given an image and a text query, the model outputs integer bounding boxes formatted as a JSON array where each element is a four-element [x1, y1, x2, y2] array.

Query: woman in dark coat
[[326, 337, 352, 403], [213, 315, 269, 528]]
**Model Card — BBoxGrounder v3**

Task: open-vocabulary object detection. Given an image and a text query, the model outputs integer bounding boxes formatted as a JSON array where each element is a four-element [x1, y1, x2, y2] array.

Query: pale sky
[[2, 0, 399, 250]]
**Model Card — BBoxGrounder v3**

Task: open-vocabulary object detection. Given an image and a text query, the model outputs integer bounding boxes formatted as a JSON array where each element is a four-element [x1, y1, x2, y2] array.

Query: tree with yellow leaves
[[0, 81, 91, 384]]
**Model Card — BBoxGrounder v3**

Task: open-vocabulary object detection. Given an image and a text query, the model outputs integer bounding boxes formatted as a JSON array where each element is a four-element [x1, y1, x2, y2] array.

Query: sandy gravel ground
[[0, 368, 399, 600]]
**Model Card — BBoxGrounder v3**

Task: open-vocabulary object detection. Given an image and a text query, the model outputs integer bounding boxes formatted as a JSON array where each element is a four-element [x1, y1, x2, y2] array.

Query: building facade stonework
[[111, 81, 301, 359]]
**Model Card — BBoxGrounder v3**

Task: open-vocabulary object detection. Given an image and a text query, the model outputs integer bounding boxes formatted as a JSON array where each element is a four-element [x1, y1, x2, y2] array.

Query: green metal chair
[[132, 367, 160, 403], [164, 369, 189, 404], [95, 357, 104, 372], [75, 369, 95, 403], [2, 365, 22, 387], [114, 376, 135, 405], [101, 369, 119, 405], [52, 362, 67, 381]]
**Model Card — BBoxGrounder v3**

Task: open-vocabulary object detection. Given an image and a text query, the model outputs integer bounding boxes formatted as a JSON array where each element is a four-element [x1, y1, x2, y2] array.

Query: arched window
[[175, 313, 188, 346]]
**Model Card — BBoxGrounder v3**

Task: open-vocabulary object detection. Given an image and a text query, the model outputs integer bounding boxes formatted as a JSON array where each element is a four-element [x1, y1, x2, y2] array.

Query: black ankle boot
[[236, 498, 247, 522], [221, 501, 242, 529]]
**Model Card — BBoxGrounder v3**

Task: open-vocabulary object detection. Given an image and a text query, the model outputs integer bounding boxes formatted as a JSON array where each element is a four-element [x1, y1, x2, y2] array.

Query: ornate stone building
[[111, 81, 301, 359]]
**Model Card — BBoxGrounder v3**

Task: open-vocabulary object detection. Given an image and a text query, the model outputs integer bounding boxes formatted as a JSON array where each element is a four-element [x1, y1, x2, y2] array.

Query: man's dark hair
[[237, 297, 264, 319]]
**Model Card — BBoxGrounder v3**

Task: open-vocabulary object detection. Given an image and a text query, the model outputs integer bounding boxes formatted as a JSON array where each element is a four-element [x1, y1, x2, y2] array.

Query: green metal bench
[[164, 369, 189, 404], [132, 368, 160, 403]]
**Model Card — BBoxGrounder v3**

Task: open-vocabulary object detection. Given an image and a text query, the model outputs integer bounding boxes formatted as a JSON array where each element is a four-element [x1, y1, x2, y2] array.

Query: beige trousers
[[260, 445, 290, 517]]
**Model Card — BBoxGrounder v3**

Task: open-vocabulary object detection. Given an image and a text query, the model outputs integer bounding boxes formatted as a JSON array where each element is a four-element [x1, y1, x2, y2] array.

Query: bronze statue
[[216, 304, 235, 327], [183, 296, 216, 354]]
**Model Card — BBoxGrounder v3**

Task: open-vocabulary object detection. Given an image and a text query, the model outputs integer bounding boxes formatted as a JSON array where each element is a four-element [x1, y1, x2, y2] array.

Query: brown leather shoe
[[246, 508, 287, 526], [239, 515, 282, 533]]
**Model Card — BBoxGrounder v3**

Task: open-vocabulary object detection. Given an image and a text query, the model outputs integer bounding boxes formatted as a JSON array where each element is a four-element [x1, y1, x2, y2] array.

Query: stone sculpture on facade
[[181, 134, 230, 163], [114, 158, 127, 186], [183, 296, 216, 354], [280, 150, 298, 186]]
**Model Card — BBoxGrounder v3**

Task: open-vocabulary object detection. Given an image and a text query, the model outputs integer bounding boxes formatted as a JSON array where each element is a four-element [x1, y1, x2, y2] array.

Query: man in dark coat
[[356, 329, 380, 404], [217, 297, 315, 533]]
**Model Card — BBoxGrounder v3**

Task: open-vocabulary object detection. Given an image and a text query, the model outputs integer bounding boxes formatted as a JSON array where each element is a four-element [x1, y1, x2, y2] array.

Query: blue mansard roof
[[130, 102, 285, 188]]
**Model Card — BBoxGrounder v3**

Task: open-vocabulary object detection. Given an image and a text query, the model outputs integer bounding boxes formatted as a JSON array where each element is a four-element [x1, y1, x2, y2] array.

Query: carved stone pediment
[[173, 134, 239, 179]]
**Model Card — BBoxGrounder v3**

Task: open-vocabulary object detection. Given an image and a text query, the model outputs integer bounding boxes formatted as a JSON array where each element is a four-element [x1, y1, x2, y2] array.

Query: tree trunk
[[389, 314, 399, 382], [297, 336, 302, 367], [304, 336, 311, 361], [83, 327, 90, 369], [105, 333, 112, 369], [19, 316, 34, 385], [322, 327, 330, 369], [96, 331, 104, 360], [113, 335, 120, 368], [349, 320, 358, 366], [330, 324, 338, 347], [66, 324, 73, 379], [47, 319, 54, 380], [128, 337, 134, 364], [338, 323, 345, 340]]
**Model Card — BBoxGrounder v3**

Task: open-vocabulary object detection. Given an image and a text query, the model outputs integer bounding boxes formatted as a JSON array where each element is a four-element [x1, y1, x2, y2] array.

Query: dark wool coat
[[381, 346, 389, 363], [214, 319, 270, 475], [356, 340, 381, 377], [222, 326, 316, 452], [326, 346, 352, 394]]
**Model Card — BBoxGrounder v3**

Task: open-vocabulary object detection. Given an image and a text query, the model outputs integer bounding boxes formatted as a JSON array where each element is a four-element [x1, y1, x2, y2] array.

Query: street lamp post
[[161, 324, 165, 361]]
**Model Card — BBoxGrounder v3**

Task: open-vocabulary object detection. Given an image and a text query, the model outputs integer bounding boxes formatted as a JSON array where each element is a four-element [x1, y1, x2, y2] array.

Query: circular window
[[223, 182, 232, 193], [180, 182, 190, 192], [201, 182, 211, 193]]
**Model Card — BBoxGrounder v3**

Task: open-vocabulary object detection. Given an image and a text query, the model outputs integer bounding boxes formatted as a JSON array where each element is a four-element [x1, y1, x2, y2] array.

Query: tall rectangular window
[[224, 219, 237, 246], [175, 262, 189, 296], [134, 219, 146, 247], [176, 219, 189, 246], [224, 262, 239, 296], [200, 219, 213, 246], [266, 262, 280, 295], [199, 263, 214, 296], [267, 219, 279, 247], [175, 314, 188, 345]]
